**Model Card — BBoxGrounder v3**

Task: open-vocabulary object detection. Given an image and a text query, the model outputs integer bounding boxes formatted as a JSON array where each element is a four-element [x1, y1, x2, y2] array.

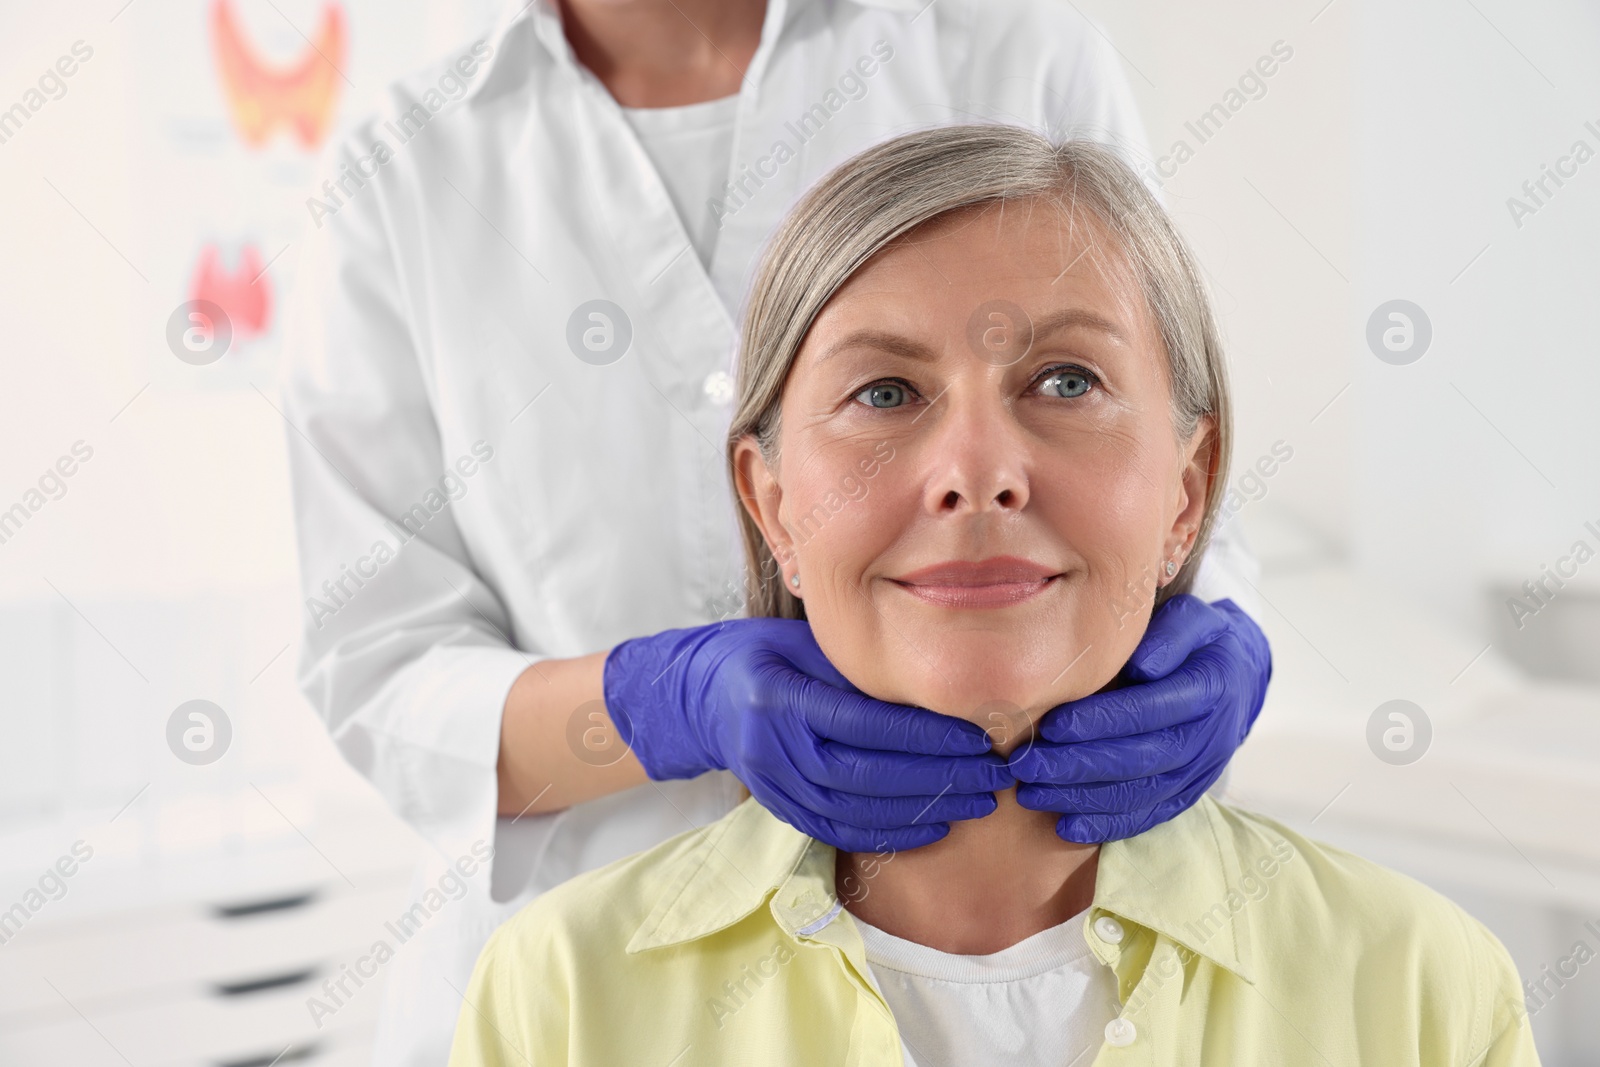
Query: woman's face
[[734, 199, 1214, 736]]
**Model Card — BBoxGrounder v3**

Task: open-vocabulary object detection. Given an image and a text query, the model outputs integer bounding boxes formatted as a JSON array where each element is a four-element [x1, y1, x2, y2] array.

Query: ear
[[731, 435, 799, 587], [1165, 415, 1217, 577]]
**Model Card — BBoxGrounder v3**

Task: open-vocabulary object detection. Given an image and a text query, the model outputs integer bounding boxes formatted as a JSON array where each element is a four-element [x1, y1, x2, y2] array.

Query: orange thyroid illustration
[[211, 0, 346, 149]]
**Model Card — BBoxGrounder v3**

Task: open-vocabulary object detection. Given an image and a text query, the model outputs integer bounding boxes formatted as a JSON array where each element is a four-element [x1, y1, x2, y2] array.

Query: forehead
[[809, 197, 1152, 343]]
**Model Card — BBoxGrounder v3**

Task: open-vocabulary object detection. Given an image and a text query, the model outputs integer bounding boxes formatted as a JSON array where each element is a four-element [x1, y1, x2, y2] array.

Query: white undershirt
[[617, 93, 741, 272], [853, 908, 1122, 1067]]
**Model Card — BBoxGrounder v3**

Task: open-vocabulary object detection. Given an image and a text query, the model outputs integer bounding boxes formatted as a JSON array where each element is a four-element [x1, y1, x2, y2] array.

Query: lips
[[891, 556, 1062, 609]]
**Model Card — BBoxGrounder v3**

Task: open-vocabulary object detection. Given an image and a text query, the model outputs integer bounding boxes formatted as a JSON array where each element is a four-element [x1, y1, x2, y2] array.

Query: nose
[[920, 390, 1031, 516]]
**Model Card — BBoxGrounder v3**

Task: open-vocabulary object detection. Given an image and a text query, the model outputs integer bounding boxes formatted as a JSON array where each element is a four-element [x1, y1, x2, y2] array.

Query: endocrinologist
[[278, 0, 1273, 1060]]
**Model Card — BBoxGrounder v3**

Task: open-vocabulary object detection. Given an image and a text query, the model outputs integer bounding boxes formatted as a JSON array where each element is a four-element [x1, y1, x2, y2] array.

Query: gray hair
[[727, 124, 1233, 621]]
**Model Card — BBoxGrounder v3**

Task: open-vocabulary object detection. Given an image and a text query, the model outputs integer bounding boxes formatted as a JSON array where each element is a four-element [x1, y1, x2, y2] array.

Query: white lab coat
[[279, 0, 1256, 1060]]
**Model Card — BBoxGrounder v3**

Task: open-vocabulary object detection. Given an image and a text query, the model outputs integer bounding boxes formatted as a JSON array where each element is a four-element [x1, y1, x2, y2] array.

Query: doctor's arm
[[495, 652, 641, 814]]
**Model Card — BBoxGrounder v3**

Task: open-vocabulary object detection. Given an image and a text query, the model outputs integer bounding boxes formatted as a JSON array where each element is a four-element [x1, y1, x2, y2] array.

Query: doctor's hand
[[1008, 596, 1271, 845], [604, 618, 1015, 853]]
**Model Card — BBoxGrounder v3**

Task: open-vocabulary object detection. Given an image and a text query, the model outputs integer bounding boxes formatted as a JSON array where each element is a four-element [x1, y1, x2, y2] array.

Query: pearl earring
[[790, 573, 800, 589], [1165, 560, 1177, 578]]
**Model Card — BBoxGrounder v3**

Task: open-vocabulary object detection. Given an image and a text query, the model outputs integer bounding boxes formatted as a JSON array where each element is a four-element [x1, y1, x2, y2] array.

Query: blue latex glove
[[603, 618, 1014, 852], [1009, 596, 1271, 844]]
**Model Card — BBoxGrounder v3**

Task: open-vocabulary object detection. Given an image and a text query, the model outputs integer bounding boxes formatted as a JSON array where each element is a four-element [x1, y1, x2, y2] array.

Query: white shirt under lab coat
[[279, 0, 1256, 1061]]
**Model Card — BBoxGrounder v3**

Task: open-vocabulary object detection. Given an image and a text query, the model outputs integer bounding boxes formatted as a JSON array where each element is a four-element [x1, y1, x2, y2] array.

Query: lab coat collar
[[625, 795, 1259, 985], [462, 0, 557, 104], [465, 0, 921, 105]]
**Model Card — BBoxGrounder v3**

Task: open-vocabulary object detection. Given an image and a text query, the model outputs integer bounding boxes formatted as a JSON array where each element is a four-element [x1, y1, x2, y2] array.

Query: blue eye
[[855, 382, 911, 408], [1038, 367, 1094, 399]]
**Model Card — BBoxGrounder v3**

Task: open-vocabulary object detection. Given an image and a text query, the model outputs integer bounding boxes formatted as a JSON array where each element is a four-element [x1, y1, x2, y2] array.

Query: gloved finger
[[1035, 649, 1229, 744], [795, 678, 994, 756], [806, 743, 1016, 796], [740, 772, 964, 851], [1014, 751, 1229, 816], [1050, 764, 1227, 844], [1122, 594, 1230, 681], [1008, 716, 1221, 785], [1212, 600, 1273, 731], [761, 627, 862, 692]]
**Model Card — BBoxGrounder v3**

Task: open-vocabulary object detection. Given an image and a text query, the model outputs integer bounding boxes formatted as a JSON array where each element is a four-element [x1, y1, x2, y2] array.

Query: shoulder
[[485, 796, 795, 966], [309, 24, 537, 241], [453, 814, 737, 1065], [327, 36, 496, 172], [1201, 799, 1531, 1052], [925, 0, 1143, 146], [488, 812, 719, 965], [936, 0, 1129, 86], [935, 0, 1103, 49], [1204, 798, 1496, 953]]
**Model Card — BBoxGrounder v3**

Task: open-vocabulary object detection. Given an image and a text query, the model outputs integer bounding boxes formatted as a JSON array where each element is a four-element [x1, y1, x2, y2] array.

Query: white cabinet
[[0, 785, 418, 1067]]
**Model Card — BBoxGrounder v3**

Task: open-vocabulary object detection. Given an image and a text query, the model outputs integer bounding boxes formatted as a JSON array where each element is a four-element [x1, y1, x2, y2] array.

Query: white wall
[[1090, 0, 1600, 626], [1091, 0, 1355, 559], [1354, 0, 1600, 622]]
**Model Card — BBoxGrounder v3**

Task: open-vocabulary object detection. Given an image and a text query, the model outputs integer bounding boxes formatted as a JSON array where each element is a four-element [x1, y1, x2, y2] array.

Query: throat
[[838, 788, 1100, 955]]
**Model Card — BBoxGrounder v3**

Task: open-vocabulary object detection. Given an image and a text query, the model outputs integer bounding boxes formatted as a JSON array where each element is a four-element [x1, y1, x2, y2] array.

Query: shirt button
[[1094, 915, 1125, 944], [1104, 1018, 1137, 1047], [703, 370, 735, 407]]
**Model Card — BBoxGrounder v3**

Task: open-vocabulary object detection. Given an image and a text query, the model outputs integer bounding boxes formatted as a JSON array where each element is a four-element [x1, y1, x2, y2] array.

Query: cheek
[[779, 441, 908, 583], [1034, 420, 1178, 617], [779, 462, 915, 695]]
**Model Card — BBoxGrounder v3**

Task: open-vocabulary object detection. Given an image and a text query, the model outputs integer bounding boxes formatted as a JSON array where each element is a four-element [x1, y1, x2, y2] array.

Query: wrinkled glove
[[604, 617, 1014, 852], [1010, 596, 1271, 844]]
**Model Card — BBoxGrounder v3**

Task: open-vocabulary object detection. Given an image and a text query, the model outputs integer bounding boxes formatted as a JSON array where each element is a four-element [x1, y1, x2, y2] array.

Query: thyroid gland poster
[[210, 0, 347, 151], [126, 0, 495, 388]]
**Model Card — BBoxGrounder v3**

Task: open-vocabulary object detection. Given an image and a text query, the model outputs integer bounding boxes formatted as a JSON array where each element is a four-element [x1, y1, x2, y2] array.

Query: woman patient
[[449, 125, 1537, 1066]]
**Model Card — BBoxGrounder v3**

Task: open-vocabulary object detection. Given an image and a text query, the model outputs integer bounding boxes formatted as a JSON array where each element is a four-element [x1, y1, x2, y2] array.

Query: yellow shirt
[[448, 795, 1539, 1066]]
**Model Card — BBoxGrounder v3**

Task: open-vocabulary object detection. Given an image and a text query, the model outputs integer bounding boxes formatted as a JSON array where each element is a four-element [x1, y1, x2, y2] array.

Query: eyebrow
[[815, 306, 1129, 365], [1032, 307, 1130, 345]]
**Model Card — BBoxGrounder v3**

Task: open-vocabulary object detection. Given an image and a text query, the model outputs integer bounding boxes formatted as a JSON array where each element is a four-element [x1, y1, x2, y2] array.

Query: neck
[[559, 0, 766, 106], [839, 786, 1099, 955]]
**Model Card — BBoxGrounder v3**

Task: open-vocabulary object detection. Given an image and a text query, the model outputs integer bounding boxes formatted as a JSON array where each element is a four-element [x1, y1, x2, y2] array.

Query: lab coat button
[[703, 370, 734, 407], [1094, 915, 1125, 944], [1104, 1018, 1137, 1047]]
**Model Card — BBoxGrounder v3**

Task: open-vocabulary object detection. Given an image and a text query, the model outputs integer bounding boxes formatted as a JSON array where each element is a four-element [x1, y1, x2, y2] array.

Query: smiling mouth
[[890, 557, 1064, 609]]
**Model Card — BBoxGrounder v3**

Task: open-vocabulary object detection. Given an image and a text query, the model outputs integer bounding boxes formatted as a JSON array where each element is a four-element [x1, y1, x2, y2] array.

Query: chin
[[881, 640, 1135, 741], [886, 649, 1058, 725]]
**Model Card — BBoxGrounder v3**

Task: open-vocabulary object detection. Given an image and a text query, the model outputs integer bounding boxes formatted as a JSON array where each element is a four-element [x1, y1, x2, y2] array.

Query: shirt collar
[[625, 797, 818, 954], [464, 0, 922, 105], [626, 795, 1261, 985], [1091, 795, 1258, 984]]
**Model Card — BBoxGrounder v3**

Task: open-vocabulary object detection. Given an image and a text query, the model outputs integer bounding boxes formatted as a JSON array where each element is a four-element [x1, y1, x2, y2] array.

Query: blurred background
[[0, 0, 1596, 1064]]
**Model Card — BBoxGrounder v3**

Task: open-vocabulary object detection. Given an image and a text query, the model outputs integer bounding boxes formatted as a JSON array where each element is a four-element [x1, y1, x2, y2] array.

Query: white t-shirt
[[853, 908, 1122, 1067], [618, 93, 741, 271]]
